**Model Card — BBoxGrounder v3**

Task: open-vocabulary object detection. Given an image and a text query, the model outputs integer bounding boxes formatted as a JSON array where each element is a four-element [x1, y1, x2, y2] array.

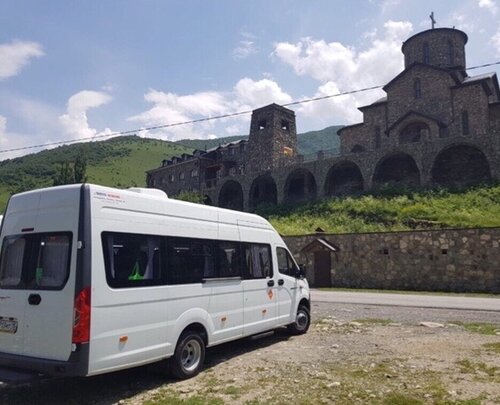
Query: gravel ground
[[0, 301, 499, 405]]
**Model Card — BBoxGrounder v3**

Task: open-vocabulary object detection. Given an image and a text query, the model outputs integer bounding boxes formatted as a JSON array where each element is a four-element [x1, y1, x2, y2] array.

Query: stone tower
[[402, 27, 468, 71], [246, 103, 298, 173]]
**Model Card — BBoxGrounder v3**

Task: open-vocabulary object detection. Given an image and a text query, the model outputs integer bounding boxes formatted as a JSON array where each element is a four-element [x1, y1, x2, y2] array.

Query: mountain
[[174, 125, 343, 155], [297, 125, 343, 155]]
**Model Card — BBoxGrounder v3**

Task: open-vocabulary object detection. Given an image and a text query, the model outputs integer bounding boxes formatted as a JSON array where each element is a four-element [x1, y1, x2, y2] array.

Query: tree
[[74, 152, 87, 183], [53, 161, 74, 186], [52, 151, 88, 186]]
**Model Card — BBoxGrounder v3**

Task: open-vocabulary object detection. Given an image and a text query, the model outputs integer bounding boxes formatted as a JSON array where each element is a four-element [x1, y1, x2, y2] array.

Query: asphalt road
[[311, 289, 500, 311]]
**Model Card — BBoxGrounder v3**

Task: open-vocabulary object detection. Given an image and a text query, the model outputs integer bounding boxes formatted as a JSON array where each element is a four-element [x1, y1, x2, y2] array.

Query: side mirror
[[296, 264, 307, 279]]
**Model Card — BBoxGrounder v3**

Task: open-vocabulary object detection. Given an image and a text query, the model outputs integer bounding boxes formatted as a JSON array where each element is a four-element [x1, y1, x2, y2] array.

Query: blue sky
[[1, 0, 499, 159]]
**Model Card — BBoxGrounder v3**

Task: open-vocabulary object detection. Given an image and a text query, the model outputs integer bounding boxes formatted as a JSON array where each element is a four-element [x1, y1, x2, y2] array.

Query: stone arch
[[249, 174, 278, 209], [373, 152, 420, 188], [324, 161, 364, 196], [284, 168, 317, 204], [218, 180, 244, 211], [431, 144, 491, 187], [399, 122, 429, 144]]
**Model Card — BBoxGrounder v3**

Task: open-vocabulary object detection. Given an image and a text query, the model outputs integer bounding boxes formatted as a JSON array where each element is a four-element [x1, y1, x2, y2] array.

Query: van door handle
[[28, 294, 42, 306], [278, 279, 284, 286], [267, 280, 275, 287]]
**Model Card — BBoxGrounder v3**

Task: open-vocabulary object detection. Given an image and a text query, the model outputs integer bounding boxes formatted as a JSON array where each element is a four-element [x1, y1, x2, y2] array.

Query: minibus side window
[[215, 241, 241, 278], [276, 247, 299, 277], [0, 237, 25, 288], [167, 237, 214, 284], [102, 232, 163, 288], [242, 243, 273, 279]]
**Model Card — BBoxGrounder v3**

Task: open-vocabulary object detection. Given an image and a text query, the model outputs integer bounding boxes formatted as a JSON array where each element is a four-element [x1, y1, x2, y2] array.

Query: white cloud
[[297, 82, 365, 125], [0, 40, 44, 80], [233, 40, 258, 60], [59, 90, 113, 140], [128, 78, 292, 141], [274, 20, 412, 86], [273, 20, 412, 123], [491, 29, 500, 56], [235, 78, 292, 107], [478, 0, 498, 14], [233, 31, 259, 60], [0, 115, 6, 144]]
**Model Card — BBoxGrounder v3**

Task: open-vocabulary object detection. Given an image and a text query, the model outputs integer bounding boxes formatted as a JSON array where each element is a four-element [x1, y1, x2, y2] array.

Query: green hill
[[0, 136, 191, 211], [175, 125, 342, 155]]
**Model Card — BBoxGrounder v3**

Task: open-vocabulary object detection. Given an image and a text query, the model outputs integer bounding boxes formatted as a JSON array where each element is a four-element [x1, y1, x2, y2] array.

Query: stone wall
[[283, 227, 500, 293]]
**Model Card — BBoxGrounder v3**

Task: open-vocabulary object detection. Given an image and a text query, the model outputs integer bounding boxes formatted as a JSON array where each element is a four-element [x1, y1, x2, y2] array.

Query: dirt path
[[1, 301, 499, 404]]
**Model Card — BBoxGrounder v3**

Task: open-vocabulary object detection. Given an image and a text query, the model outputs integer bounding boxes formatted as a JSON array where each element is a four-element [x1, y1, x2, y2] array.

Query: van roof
[[14, 183, 272, 229]]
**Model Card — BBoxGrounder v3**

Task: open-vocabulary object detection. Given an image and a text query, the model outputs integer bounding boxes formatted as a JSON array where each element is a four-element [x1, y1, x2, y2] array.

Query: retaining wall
[[283, 227, 500, 293]]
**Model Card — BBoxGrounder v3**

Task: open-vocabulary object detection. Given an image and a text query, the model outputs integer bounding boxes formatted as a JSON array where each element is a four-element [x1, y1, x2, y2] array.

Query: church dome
[[402, 28, 468, 70]]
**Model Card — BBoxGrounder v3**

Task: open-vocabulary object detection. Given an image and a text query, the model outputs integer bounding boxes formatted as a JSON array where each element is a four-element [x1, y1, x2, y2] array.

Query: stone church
[[146, 27, 500, 211]]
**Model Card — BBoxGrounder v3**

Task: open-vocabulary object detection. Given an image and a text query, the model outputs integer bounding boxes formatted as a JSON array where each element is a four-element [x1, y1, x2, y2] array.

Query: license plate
[[0, 318, 18, 334]]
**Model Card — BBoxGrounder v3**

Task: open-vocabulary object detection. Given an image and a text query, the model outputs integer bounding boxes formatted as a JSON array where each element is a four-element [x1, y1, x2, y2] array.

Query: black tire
[[170, 331, 205, 379], [287, 305, 310, 335]]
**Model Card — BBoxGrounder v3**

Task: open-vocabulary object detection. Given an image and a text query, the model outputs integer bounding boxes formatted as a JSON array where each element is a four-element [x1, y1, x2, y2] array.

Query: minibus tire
[[287, 305, 310, 335], [170, 331, 206, 379]]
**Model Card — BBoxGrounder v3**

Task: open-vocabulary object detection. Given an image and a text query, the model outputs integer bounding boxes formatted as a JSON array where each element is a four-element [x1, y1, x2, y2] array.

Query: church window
[[258, 120, 266, 130], [462, 111, 469, 135], [351, 144, 365, 153], [399, 122, 428, 144], [414, 79, 422, 99], [281, 120, 290, 131], [179, 172, 185, 180], [423, 42, 430, 64], [191, 169, 198, 178], [169, 174, 175, 183]]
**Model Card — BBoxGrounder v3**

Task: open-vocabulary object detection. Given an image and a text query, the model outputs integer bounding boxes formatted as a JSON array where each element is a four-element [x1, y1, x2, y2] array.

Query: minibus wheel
[[171, 331, 206, 379], [287, 305, 310, 335]]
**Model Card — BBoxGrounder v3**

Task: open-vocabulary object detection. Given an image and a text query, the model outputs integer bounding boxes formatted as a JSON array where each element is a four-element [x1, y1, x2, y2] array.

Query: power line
[[1, 60, 499, 155], [0, 84, 385, 155]]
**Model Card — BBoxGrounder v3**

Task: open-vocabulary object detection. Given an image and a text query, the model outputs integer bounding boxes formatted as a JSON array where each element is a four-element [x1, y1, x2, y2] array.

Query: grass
[[142, 358, 491, 405], [482, 342, 500, 354], [452, 322, 500, 335], [144, 392, 223, 405], [457, 359, 500, 378], [263, 183, 500, 235]]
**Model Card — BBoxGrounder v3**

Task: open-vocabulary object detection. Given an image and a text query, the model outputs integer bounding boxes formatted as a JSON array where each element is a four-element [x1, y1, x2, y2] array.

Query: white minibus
[[0, 184, 310, 380]]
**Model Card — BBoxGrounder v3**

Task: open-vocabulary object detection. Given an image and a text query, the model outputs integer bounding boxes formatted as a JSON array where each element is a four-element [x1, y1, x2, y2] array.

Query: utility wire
[[1, 60, 499, 155]]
